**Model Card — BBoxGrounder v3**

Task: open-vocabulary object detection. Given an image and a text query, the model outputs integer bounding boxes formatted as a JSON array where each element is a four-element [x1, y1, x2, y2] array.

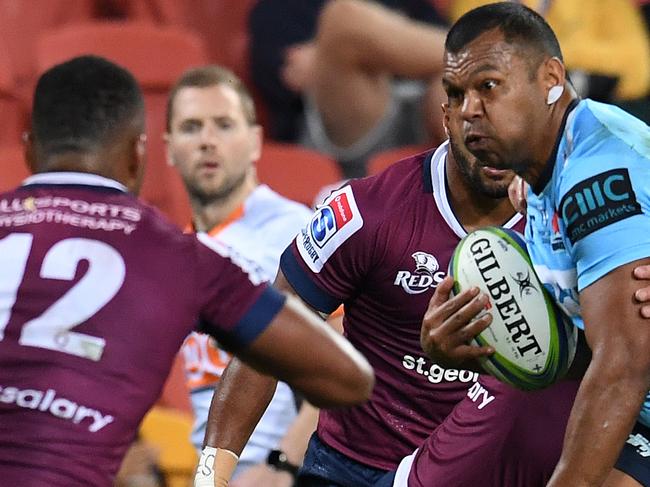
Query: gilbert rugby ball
[[449, 227, 577, 390]]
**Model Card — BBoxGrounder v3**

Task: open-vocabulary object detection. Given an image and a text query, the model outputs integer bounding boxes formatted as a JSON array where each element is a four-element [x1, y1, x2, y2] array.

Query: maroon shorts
[[406, 376, 580, 487]]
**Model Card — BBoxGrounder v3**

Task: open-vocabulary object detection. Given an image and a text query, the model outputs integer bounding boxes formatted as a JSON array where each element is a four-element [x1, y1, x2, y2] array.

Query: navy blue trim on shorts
[[615, 421, 650, 486], [280, 248, 341, 314], [231, 286, 286, 346]]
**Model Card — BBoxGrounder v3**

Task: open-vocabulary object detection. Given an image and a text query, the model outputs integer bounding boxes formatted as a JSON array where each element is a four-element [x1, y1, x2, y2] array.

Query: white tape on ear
[[546, 85, 564, 105]]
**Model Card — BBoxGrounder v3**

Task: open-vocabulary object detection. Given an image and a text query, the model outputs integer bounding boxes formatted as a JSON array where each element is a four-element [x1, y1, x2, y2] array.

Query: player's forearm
[[548, 353, 649, 486], [204, 357, 277, 454]]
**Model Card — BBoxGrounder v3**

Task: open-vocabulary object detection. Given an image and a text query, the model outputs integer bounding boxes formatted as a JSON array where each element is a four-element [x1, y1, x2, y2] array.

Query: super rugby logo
[[297, 185, 363, 273], [394, 251, 445, 294], [311, 193, 353, 248]]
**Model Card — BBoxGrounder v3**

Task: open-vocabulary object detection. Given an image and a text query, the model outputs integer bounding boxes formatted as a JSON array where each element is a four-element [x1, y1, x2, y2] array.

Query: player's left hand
[[634, 265, 650, 318], [420, 276, 495, 368]]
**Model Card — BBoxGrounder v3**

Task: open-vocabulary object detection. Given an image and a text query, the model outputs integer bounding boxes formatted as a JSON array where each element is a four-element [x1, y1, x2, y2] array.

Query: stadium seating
[[257, 142, 343, 207], [0, 0, 94, 93], [367, 144, 431, 176], [0, 40, 27, 147], [139, 406, 197, 487], [36, 21, 209, 226], [0, 144, 30, 192]]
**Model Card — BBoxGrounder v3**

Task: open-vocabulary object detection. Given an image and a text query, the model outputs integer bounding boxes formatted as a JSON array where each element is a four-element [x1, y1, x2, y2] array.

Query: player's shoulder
[[348, 148, 434, 212], [245, 185, 312, 224], [559, 100, 650, 190], [570, 99, 650, 162]]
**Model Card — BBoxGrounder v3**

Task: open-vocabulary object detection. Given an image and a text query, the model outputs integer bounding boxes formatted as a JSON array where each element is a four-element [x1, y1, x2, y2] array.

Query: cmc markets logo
[[310, 193, 353, 248], [394, 251, 445, 294], [560, 168, 642, 244]]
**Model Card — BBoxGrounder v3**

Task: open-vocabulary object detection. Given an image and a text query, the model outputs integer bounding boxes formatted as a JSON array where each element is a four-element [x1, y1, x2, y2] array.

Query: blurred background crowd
[[1, 1, 649, 485]]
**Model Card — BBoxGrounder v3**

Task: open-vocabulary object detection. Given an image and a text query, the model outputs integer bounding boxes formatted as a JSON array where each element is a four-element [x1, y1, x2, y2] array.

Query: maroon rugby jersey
[[280, 141, 525, 469], [0, 172, 284, 486]]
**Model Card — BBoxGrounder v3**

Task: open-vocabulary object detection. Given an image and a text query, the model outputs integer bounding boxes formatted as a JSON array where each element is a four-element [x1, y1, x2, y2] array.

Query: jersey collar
[[427, 140, 523, 238], [21, 172, 128, 192], [532, 98, 580, 194], [186, 203, 245, 236]]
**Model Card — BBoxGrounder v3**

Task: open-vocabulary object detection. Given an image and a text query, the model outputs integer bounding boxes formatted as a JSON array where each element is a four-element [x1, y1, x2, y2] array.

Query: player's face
[[443, 28, 547, 175], [166, 84, 261, 204], [444, 104, 514, 198]]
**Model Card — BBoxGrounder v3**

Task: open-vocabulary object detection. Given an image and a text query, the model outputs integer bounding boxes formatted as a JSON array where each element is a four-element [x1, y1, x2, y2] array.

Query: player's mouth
[[464, 133, 491, 151], [198, 161, 220, 172]]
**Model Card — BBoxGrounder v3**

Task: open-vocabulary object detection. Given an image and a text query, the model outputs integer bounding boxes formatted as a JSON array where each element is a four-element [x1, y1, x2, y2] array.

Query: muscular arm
[[205, 271, 344, 454], [548, 257, 650, 487]]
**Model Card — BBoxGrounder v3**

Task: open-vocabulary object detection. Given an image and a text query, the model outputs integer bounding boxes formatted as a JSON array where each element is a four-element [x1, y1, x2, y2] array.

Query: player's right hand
[[420, 276, 494, 368]]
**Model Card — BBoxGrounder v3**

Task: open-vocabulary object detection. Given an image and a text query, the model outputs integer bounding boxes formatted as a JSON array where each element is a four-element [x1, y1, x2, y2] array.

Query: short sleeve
[[280, 183, 376, 314], [193, 233, 285, 348], [558, 151, 650, 291]]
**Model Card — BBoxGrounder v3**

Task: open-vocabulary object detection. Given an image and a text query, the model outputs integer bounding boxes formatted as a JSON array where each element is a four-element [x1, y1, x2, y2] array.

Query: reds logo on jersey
[[297, 186, 363, 273], [394, 251, 446, 294]]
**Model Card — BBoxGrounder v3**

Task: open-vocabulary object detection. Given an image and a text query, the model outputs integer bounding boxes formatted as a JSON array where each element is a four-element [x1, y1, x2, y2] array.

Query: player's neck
[[524, 92, 578, 189], [445, 160, 516, 233], [190, 176, 256, 232]]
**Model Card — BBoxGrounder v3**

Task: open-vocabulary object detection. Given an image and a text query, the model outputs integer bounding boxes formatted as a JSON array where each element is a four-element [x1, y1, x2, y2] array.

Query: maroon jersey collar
[[21, 172, 128, 192]]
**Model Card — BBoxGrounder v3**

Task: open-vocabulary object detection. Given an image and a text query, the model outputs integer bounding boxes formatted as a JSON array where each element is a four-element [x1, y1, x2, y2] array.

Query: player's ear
[[441, 104, 450, 138], [128, 133, 147, 195], [542, 57, 566, 105], [163, 131, 175, 167], [22, 131, 37, 174], [250, 124, 263, 163]]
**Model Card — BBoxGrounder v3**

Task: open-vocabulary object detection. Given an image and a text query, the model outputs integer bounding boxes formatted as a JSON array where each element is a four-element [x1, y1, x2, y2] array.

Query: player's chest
[[525, 195, 581, 321], [368, 222, 458, 317]]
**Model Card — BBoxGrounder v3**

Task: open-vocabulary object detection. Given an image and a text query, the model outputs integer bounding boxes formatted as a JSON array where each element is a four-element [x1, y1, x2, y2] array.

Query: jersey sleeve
[[558, 150, 650, 291], [193, 233, 286, 349], [280, 182, 376, 314]]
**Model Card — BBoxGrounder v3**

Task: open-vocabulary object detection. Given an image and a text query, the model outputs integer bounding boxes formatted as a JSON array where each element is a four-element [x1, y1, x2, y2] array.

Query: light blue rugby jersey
[[525, 98, 650, 426]]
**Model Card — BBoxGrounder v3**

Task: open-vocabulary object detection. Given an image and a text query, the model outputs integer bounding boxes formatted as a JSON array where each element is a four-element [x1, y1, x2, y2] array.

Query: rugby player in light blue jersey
[[440, 3, 650, 486]]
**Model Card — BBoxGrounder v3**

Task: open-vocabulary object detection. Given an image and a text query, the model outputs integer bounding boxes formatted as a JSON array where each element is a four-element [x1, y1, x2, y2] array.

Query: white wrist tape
[[194, 446, 239, 487]]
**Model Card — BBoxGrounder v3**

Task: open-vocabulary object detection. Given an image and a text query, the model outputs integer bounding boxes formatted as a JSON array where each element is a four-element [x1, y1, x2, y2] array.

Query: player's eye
[[179, 120, 201, 133], [481, 80, 498, 91], [446, 88, 464, 105]]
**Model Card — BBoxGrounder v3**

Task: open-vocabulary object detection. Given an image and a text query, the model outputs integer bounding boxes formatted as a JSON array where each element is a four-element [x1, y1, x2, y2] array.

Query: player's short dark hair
[[166, 65, 257, 132], [32, 55, 144, 156], [446, 2, 563, 73]]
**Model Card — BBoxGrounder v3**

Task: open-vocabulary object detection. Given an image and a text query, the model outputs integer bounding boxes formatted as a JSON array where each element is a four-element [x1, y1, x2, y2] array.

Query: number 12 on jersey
[[0, 233, 126, 361]]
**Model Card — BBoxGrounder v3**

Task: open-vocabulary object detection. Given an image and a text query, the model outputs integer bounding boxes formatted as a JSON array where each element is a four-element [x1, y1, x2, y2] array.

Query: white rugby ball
[[449, 227, 577, 390]]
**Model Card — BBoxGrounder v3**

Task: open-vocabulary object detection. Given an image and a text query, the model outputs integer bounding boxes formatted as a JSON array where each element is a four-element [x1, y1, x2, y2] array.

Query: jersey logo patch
[[393, 251, 445, 294], [297, 185, 363, 273], [560, 168, 641, 244], [311, 192, 353, 248]]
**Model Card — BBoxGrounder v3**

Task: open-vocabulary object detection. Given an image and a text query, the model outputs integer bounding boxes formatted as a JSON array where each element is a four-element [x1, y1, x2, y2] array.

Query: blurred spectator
[[449, 0, 650, 104], [164, 65, 313, 484], [249, 0, 448, 144], [115, 439, 165, 487], [254, 0, 449, 177]]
